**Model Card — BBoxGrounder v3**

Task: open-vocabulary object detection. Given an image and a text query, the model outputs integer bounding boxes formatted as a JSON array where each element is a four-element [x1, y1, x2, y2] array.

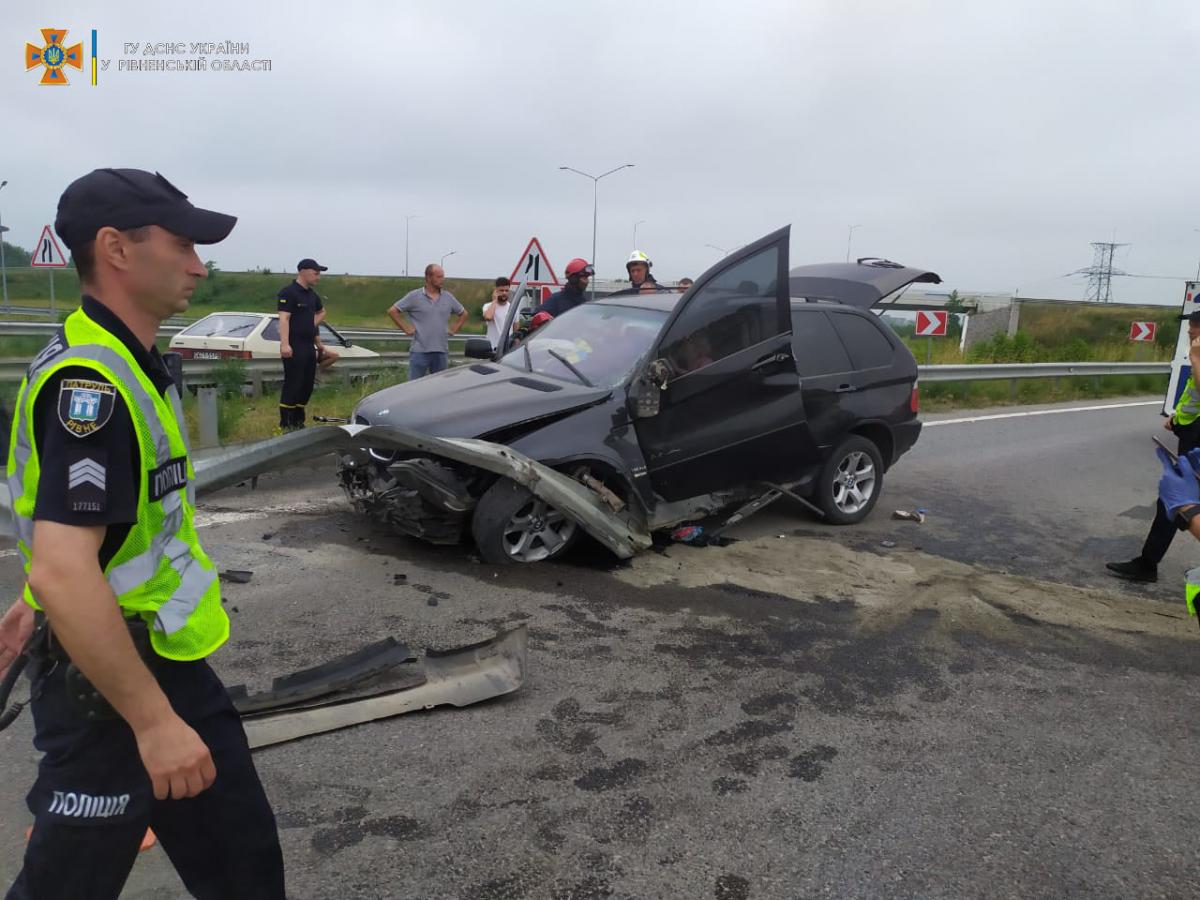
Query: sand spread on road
[[616, 536, 1191, 643]]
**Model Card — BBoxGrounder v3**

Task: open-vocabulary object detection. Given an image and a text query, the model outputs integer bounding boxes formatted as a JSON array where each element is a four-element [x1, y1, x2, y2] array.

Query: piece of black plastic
[[227, 637, 416, 715]]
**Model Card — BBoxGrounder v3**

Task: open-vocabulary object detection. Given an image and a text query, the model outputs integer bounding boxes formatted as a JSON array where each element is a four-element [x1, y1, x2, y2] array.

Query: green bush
[[210, 357, 247, 399]]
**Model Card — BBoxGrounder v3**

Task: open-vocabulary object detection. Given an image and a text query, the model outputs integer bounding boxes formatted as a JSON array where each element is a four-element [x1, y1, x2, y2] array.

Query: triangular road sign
[[31, 225, 68, 268], [508, 237, 558, 285]]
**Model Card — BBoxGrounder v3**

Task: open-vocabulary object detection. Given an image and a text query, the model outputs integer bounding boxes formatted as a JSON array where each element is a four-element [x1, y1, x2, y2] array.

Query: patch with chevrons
[[66, 447, 106, 513]]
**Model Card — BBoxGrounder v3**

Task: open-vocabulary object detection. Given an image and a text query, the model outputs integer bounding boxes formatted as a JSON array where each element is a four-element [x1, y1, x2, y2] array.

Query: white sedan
[[168, 312, 380, 364]]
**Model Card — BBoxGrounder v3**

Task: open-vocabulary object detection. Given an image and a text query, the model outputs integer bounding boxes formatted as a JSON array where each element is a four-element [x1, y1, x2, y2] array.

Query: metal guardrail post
[[197, 388, 219, 448]]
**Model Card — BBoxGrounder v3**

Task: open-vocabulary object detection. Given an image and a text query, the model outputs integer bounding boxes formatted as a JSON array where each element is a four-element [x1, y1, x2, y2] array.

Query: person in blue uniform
[[0, 168, 285, 900], [276, 258, 327, 430]]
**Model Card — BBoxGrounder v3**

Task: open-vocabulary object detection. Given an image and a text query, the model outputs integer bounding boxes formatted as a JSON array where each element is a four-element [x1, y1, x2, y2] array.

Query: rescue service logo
[[58, 379, 116, 437], [25, 29, 84, 85]]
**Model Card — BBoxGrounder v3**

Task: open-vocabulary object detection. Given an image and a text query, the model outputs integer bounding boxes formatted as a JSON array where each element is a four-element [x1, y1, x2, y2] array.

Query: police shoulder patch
[[58, 379, 118, 439]]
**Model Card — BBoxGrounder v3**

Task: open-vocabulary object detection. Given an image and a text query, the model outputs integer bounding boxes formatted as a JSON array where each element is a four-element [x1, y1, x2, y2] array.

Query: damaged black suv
[[338, 226, 939, 564]]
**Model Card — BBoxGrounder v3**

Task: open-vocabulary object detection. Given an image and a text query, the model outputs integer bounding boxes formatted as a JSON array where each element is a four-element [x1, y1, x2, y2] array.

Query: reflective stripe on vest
[[1176, 376, 1200, 426], [6, 309, 226, 659]]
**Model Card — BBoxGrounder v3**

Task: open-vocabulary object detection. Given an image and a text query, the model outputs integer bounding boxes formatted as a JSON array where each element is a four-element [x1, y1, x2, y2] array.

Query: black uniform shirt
[[29, 296, 176, 568], [276, 281, 323, 345]]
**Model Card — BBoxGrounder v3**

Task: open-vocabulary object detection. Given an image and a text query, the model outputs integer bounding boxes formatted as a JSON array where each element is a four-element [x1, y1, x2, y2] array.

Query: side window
[[791, 312, 853, 376], [262, 318, 280, 342], [829, 312, 894, 370], [659, 244, 780, 375]]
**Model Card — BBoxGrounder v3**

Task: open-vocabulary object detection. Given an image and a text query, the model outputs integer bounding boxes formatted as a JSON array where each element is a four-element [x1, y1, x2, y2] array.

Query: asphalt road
[[2, 396, 1198, 900], [740, 396, 1188, 599]]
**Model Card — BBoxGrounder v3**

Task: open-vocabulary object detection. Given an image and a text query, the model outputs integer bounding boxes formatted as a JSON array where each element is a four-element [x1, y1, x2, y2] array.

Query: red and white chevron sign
[[914, 310, 948, 337], [1129, 321, 1156, 342]]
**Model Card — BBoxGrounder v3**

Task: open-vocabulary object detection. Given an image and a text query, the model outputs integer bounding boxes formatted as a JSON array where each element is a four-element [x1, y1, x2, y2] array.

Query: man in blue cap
[[0, 168, 285, 898]]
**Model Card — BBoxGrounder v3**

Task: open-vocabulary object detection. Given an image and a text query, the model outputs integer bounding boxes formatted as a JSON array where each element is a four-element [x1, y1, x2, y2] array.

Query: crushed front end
[[337, 448, 481, 545]]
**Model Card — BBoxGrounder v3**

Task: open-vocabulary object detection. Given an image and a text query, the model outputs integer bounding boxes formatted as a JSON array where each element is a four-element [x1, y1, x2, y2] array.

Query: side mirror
[[465, 338, 494, 360], [343, 340, 354, 348], [630, 359, 671, 419], [161, 351, 185, 397]]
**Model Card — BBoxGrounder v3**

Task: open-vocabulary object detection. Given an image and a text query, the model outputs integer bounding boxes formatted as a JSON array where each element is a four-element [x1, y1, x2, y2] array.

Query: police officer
[[0, 168, 285, 898], [276, 258, 327, 430], [1107, 310, 1200, 583]]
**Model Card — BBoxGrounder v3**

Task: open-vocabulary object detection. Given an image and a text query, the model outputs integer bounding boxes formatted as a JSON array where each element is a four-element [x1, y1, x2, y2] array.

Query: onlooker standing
[[388, 264, 469, 379], [482, 277, 512, 348], [677, 277, 694, 292], [276, 258, 327, 430]]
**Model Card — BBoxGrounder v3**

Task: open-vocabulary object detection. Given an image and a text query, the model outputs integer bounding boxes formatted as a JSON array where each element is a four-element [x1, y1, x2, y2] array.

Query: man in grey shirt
[[387, 263, 469, 378]]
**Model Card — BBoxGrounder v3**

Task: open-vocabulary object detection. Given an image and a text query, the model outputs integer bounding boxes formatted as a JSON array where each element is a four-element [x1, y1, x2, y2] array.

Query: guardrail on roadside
[[0, 321, 468, 344], [0, 356, 1172, 386], [918, 361, 1170, 381]]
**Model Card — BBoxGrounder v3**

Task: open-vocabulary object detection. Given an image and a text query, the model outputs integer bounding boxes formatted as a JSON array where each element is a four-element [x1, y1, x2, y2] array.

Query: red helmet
[[565, 258, 594, 279], [530, 311, 555, 330]]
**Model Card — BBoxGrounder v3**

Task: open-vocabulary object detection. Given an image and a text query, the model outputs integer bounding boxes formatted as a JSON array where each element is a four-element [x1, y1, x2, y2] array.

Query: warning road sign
[[915, 310, 948, 337], [1129, 321, 1156, 343], [31, 225, 67, 268], [509, 237, 558, 286]]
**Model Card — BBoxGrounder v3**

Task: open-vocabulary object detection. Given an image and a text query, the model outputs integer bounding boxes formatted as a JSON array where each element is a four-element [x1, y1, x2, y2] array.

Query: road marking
[[925, 400, 1160, 427]]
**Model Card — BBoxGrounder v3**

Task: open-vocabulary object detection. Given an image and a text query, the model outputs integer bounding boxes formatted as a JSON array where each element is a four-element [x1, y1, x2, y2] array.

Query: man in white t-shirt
[[482, 277, 512, 349]]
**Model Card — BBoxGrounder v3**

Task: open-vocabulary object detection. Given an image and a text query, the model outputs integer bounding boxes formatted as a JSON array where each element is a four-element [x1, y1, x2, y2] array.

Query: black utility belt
[[33, 614, 160, 723]]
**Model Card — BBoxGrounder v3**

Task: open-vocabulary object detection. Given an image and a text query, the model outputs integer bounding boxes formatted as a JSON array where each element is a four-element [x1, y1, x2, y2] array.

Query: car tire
[[471, 478, 579, 565], [815, 435, 884, 525]]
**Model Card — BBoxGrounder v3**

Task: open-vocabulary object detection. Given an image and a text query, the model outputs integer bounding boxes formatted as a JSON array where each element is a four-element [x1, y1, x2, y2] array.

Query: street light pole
[[846, 224, 862, 263], [440, 250, 456, 268], [559, 163, 635, 301], [403, 214, 419, 277], [1193, 229, 1200, 282], [0, 181, 9, 312], [633, 219, 646, 250]]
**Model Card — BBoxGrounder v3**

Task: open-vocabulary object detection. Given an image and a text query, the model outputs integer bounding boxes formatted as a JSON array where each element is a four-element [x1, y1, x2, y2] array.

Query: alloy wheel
[[831, 451, 876, 515]]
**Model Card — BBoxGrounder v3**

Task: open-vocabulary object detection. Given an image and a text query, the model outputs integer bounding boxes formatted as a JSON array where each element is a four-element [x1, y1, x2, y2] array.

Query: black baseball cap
[[297, 258, 328, 272], [1181, 311, 1200, 323], [55, 168, 237, 251]]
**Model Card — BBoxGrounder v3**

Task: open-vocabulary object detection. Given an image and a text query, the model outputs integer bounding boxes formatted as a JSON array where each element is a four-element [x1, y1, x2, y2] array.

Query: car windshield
[[181, 314, 261, 338], [499, 303, 668, 388]]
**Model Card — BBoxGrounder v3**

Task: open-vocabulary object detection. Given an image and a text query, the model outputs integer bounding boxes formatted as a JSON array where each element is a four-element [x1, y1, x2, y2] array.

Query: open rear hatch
[[788, 258, 942, 309]]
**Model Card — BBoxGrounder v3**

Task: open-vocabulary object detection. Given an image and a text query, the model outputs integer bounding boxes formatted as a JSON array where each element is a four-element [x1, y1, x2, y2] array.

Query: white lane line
[[925, 400, 1160, 427]]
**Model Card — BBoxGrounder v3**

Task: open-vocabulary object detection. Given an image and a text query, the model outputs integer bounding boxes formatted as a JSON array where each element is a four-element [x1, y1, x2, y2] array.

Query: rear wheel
[[815, 435, 883, 525], [472, 478, 579, 564]]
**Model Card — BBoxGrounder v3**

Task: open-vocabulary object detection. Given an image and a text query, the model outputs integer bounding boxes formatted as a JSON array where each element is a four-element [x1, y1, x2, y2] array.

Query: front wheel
[[471, 478, 579, 564], [814, 435, 884, 525]]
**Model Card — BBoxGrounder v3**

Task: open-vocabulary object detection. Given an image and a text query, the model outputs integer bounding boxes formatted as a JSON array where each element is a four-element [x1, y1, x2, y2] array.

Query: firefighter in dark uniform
[[0, 168, 286, 899], [275, 258, 327, 430]]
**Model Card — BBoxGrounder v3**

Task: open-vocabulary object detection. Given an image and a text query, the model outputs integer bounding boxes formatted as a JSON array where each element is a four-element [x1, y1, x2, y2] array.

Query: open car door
[[495, 275, 535, 359], [632, 225, 819, 501]]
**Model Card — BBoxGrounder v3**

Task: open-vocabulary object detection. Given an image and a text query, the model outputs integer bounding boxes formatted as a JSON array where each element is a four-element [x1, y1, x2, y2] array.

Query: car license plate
[[193, 351, 222, 360]]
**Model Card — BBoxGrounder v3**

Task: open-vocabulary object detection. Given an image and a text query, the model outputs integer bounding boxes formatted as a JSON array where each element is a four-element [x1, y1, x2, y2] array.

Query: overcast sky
[[4, 1, 1200, 304]]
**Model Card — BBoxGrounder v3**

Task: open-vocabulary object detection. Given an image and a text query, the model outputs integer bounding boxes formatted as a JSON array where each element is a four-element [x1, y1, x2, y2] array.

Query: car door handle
[[751, 352, 791, 372], [835, 383, 856, 393]]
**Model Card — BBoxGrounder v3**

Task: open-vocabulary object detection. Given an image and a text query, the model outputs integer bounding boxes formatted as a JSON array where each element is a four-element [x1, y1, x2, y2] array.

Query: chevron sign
[[68, 457, 106, 490], [1129, 321, 1155, 343]]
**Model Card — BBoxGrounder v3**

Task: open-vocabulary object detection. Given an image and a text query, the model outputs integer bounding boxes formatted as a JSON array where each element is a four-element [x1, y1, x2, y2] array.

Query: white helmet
[[626, 250, 652, 271]]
